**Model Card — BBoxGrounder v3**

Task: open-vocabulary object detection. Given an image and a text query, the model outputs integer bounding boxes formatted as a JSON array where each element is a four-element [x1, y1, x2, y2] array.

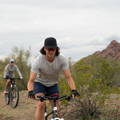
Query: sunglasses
[[46, 48, 56, 51]]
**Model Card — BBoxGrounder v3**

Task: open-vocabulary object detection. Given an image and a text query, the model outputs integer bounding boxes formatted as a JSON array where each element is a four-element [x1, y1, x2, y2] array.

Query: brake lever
[[66, 95, 72, 101], [37, 96, 46, 102]]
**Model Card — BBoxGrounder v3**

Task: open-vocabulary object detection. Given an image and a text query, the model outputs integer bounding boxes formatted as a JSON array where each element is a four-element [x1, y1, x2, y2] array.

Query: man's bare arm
[[27, 72, 37, 91], [63, 69, 76, 90]]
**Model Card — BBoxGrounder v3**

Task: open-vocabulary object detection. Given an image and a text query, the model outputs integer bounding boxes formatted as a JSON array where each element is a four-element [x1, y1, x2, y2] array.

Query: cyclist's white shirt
[[4, 64, 22, 78], [31, 55, 69, 87]]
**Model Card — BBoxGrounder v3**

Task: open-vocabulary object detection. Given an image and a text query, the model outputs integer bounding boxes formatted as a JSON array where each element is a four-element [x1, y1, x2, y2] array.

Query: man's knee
[[36, 101, 45, 110], [7, 79, 11, 83]]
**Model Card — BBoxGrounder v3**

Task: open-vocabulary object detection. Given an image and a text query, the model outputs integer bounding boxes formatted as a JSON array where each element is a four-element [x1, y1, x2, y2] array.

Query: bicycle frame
[[10, 79, 16, 88], [37, 95, 71, 120], [44, 99, 59, 120], [9, 78, 21, 92]]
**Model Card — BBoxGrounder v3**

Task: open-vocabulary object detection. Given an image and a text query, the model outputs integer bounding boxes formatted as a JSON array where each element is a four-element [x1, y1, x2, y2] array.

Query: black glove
[[4, 75, 10, 79], [28, 90, 35, 98], [71, 90, 80, 97]]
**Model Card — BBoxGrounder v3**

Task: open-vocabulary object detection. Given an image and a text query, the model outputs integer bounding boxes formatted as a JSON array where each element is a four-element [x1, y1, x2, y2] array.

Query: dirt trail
[[1, 90, 120, 120], [0, 91, 73, 120], [0, 91, 36, 120]]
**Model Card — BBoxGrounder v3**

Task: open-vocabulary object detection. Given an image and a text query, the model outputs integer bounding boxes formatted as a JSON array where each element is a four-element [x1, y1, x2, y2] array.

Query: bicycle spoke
[[10, 87, 19, 108], [4, 92, 10, 105]]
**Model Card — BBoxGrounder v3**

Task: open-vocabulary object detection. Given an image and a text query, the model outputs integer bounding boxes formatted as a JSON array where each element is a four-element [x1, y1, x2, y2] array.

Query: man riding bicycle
[[27, 37, 79, 120], [3, 58, 23, 93]]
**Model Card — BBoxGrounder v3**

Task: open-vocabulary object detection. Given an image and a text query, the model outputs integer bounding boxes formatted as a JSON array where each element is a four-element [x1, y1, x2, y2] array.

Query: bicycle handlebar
[[3, 77, 22, 80], [11, 78, 22, 80], [37, 95, 72, 102]]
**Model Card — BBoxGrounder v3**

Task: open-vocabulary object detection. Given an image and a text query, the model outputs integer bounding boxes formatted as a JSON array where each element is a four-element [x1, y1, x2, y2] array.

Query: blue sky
[[0, 0, 120, 61]]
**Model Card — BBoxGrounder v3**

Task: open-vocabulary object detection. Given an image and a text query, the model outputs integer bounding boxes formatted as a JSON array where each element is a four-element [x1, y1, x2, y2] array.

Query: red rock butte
[[94, 40, 120, 60]]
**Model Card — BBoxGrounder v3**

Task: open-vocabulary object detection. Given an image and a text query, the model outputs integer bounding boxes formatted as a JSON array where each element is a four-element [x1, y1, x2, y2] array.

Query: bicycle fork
[[44, 106, 48, 120], [44, 100, 64, 120], [51, 100, 64, 120]]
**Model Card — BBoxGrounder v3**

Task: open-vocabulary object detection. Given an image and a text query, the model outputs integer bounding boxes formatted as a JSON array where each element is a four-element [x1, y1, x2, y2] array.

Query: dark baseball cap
[[44, 37, 58, 48]]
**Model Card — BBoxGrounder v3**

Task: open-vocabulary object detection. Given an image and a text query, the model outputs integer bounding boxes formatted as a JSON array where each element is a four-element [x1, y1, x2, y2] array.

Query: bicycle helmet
[[10, 58, 15, 63]]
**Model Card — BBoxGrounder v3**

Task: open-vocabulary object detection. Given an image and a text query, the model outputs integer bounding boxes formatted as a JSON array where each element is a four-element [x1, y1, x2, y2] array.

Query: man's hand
[[71, 90, 80, 97], [28, 90, 35, 99]]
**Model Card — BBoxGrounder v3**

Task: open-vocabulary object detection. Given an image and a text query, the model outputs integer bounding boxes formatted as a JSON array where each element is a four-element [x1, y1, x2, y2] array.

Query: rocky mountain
[[94, 40, 120, 60]]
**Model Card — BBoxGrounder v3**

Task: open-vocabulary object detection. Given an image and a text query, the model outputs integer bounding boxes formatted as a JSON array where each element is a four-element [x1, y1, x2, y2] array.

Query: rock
[[94, 40, 120, 60]]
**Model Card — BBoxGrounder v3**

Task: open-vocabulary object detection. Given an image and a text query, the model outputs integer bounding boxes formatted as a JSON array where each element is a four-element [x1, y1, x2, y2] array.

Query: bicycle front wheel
[[4, 92, 10, 105], [10, 86, 19, 108]]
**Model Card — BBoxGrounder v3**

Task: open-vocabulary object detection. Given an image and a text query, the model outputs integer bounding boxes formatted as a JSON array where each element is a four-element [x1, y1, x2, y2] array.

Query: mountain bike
[[4, 78, 20, 108], [37, 95, 72, 120]]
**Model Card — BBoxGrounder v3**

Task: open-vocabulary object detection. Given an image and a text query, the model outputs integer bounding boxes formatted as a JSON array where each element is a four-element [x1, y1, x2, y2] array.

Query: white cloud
[[0, 0, 120, 61]]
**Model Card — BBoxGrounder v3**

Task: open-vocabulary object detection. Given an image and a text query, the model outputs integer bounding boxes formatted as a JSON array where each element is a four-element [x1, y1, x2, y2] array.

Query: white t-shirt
[[31, 55, 69, 87]]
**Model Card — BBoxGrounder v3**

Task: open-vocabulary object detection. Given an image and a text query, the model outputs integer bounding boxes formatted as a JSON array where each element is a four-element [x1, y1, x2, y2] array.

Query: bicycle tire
[[50, 118, 64, 120], [4, 92, 10, 105], [10, 86, 19, 108]]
